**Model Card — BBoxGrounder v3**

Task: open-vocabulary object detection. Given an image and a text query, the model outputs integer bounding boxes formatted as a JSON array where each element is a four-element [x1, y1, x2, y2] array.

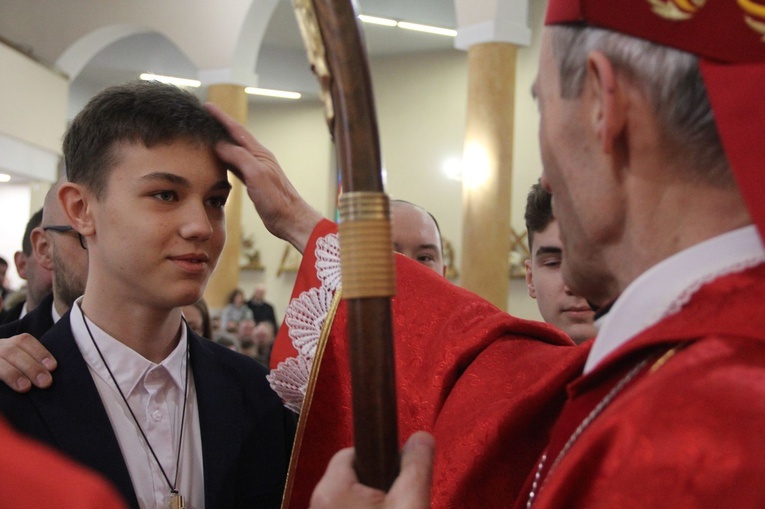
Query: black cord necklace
[[82, 312, 190, 509]]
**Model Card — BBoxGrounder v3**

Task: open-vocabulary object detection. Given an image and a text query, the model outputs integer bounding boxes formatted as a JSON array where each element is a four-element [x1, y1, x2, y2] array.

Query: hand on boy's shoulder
[[0, 333, 56, 393]]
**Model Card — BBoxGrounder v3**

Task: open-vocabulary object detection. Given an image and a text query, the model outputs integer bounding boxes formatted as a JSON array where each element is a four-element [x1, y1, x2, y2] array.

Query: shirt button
[[151, 410, 162, 422]]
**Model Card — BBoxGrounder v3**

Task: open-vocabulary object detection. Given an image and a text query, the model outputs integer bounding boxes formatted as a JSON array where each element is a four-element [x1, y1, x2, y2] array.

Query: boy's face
[[524, 219, 596, 344], [87, 140, 231, 310]]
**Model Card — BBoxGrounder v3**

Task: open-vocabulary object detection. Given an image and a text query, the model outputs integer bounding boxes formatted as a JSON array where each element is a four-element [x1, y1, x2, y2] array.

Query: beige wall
[[507, 0, 546, 321], [237, 11, 547, 323], [0, 5, 549, 324], [240, 100, 333, 320], [0, 42, 68, 183], [373, 50, 466, 268]]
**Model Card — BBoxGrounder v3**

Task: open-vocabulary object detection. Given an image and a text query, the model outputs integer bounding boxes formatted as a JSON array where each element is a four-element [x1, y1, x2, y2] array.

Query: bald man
[[391, 200, 445, 276], [0, 178, 88, 390]]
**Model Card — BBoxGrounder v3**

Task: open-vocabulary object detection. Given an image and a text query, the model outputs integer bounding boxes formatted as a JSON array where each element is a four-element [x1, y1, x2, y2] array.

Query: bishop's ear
[[585, 51, 627, 155], [58, 183, 95, 238]]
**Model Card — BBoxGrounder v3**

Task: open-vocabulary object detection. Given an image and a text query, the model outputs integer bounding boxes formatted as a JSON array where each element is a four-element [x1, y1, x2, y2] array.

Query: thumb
[[387, 431, 435, 509]]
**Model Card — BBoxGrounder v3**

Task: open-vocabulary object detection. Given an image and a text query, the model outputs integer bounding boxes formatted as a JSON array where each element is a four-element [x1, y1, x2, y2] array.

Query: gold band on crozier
[[338, 192, 396, 299]]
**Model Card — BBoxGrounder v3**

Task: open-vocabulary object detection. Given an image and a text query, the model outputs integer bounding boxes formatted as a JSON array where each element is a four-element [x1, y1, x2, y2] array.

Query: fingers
[[205, 102, 323, 253], [387, 432, 435, 509], [309, 433, 435, 509], [310, 447, 386, 509], [0, 334, 56, 393], [213, 104, 275, 158]]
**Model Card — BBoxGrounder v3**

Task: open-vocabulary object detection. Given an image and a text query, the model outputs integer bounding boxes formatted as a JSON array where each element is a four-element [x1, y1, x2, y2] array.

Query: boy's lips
[[170, 253, 210, 273], [562, 305, 595, 316]]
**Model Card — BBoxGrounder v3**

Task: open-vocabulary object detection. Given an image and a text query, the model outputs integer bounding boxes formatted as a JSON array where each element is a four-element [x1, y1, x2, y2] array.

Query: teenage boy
[[524, 182, 596, 344], [0, 81, 296, 509]]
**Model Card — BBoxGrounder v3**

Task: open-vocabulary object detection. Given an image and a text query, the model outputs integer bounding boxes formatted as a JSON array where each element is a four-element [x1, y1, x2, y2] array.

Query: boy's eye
[[208, 195, 228, 209], [154, 190, 177, 202]]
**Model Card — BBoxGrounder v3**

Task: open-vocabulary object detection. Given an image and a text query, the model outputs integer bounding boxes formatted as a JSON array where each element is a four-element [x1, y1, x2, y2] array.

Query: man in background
[[0, 177, 89, 392], [0, 256, 10, 300], [391, 200, 445, 277], [247, 284, 278, 332], [524, 182, 595, 344], [0, 256, 9, 322], [0, 209, 52, 324]]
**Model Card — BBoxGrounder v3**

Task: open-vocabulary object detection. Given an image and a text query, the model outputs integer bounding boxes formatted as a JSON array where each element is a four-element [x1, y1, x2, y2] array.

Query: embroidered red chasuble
[[269, 220, 589, 508], [517, 263, 765, 508]]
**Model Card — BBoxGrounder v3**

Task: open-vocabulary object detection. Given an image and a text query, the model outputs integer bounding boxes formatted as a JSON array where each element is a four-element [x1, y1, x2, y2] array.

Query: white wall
[[238, 27, 547, 324], [0, 42, 68, 182], [242, 100, 334, 320], [0, 185, 31, 291]]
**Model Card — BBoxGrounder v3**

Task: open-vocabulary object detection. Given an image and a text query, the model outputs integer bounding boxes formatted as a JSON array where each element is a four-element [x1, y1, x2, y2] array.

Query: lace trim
[[661, 255, 765, 322], [267, 233, 341, 413]]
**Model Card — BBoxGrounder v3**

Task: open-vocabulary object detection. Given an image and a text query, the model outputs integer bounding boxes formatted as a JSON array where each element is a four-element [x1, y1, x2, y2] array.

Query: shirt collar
[[51, 302, 62, 323], [70, 298, 189, 396], [585, 225, 765, 374]]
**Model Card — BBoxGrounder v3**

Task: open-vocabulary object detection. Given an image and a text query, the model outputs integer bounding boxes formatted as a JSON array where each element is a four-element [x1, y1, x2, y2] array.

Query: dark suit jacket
[[0, 313, 297, 508], [0, 299, 24, 325], [0, 293, 55, 339]]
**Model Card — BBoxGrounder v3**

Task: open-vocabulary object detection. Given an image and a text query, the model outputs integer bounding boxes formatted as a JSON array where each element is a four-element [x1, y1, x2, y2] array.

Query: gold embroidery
[[650, 344, 687, 373], [648, 0, 706, 20], [740, 0, 765, 40]]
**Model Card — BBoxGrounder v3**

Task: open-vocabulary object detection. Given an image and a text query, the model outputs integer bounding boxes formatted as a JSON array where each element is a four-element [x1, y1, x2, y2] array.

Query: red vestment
[[269, 220, 589, 508], [519, 263, 765, 508], [0, 415, 127, 508]]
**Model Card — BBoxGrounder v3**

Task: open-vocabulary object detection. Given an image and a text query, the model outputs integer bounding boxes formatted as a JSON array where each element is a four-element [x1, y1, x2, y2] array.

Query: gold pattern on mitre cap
[[544, 0, 765, 249], [740, 0, 765, 40], [648, 0, 707, 21], [545, 0, 765, 62]]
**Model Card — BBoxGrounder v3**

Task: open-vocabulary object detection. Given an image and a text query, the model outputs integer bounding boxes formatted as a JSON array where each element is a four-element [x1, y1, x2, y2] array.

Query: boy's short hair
[[63, 80, 233, 198], [524, 182, 554, 252]]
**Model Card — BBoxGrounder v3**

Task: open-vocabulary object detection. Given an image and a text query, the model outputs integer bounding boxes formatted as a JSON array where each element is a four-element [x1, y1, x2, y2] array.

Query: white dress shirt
[[586, 225, 765, 374], [51, 302, 62, 323], [70, 300, 205, 509]]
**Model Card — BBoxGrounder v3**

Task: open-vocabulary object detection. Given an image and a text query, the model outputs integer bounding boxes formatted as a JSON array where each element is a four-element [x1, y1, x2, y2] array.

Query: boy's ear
[[525, 259, 537, 299], [30, 227, 54, 271], [59, 183, 95, 237]]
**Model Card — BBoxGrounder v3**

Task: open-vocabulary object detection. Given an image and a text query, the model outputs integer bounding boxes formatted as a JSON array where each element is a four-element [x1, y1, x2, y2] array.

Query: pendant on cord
[[170, 491, 186, 509]]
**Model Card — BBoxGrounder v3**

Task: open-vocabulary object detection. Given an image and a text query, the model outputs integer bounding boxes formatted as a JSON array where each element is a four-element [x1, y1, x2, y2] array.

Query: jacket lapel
[[30, 314, 139, 508], [190, 333, 244, 508]]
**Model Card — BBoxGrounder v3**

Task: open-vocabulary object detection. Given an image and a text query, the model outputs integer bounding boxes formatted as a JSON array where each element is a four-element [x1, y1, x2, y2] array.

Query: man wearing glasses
[[0, 179, 89, 389]]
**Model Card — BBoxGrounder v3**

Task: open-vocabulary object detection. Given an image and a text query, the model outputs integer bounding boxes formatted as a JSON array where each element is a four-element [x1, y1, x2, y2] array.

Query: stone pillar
[[459, 43, 516, 309], [204, 84, 247, 309], [454, 0, 531, 310]]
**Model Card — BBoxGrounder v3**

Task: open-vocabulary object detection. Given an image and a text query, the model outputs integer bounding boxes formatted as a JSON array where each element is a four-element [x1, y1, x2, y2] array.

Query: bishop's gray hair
[[550, 25, 733, 188]]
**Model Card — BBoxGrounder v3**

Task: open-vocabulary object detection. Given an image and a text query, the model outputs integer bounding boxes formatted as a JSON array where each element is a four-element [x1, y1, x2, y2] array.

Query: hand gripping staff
[[292, 0, 400, 491]]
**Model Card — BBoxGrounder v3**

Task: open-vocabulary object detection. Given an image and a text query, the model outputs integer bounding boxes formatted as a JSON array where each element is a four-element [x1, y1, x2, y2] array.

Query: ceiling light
[[140, 73, 201, 88], [245, 87, 301, 100], [396, 22, 457, 37], [0, 173, 11, 183], [358, 15, 397, 27]]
